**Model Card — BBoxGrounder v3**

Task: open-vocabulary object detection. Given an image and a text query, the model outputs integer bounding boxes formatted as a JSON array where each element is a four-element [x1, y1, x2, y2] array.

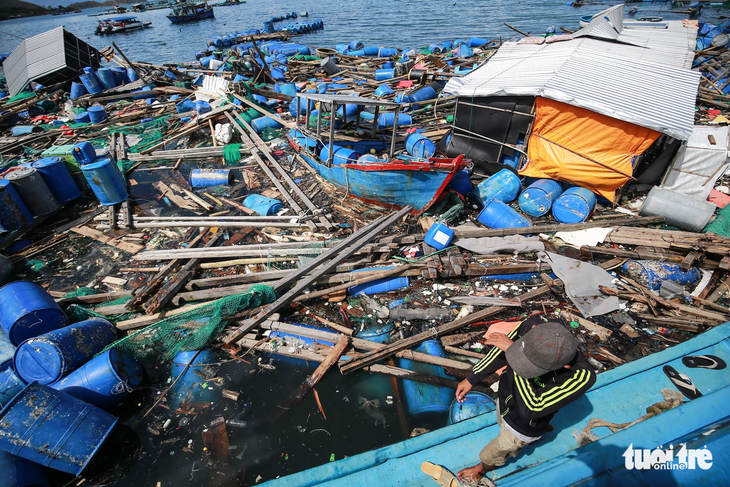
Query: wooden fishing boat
[[166, 2, 214, 23], [95, 16, 152, 35], [287, 93, 469, 214], [260, 321, 730, 486]]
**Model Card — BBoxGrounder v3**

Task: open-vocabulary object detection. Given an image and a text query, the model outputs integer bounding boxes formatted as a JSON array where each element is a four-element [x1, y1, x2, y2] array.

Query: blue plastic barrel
[[176, 98, 195, 114], [79, 73, 102, 95], [374, 84, 394, 98], [379, 48, 398, 57], [377, 113, 412, 129], [251, 115, 284, 133], [195, 100, 211, 115], [51, 349, 144, 409], [70, 82, 87, 100], [424, 223, 454, 250], [168, 350, 220, 411], [447, 169, 472, 196], [189, 168, 232, 188], [0, 367, 24, 409], [320, 144, 361, 166], [349, 275, 409, 296], [75, 111, 91, 123], [518, 179, 563, 217], [127, 67, 139, 82], [349, 49, 366, 57], [477, 200, 531, 229], [72, 141, 97, 165], [0, 382, 118, 475], [13, 318, 117, 385], [472, 168, 522, 205], [405, 132, 436, 158], [87, 105, 107, 124], [405, 86, 437, 110], [81, 157, 128, 206], [398, 340, 455, 416], [242, 194, 283, 215], [0, 328, 13, 371], [0, 180, 33, 231], [356, 321, 395, 343], [3, 167, 57, 217], [349, 40, 364, 50], [374, 69, 396, 81], [279, 82, 297, 97], [0, 450, 50, 487], [363, 46, 380, 56], [31, 157, 81, 203], [552, 186, 596, 223], [469, 37, 489, 47], [263, 20, 275, 33], [111, 66, 127, 86], [96, 68, 117, 91], [448, 391, 496, 424], [622, 260, 702, 291]]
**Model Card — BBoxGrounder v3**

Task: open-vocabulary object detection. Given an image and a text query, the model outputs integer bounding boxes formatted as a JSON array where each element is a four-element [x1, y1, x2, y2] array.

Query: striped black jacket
[[466, 316, 596, 438]]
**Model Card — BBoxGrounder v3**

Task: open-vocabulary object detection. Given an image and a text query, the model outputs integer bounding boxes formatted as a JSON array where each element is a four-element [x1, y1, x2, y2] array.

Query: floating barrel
[[374, 69, 395, 81], [0, 281, 67, 346], [448, 391, 496, 424], [13, 318, 117, 385], [377, 112, 412, 129], [0, 367, 25, 409], [447, 169, 472, 196], [4, 167, 58, 216], [0, 327, 15, 371], [348, 266, 409, 296], [320, 144, 361, 166], [31, 157, 81, 203], [374, 83, 394, 98], [70, 82, 87, 100], [349, 40, 364, 50], [168, 350, 220, 411], [51, 349, 145, 409], [477, 200, 531, 229], [398, 340, 455, 416], [424, 222, 455, 250], [0, 450, 50, 487], [189, 168, 233, 188], [243, 194, 283, 215], [405, 132, 435, 159], [127, 67, 139, 82], [403, 86, 437, 110], [87, 105, 107, 124], [96, 68, 117, 91], [356, 321, 394, 343], [79, 73, 102, 95], [552, 186, 596, 223], [622, 260, 702, 291], [251, 115, 284, 133], [81, 156, 128, 206], [518, 179, 563, 217], [72, 141, 97, 165], [74, 111, 91, 123], [0, 382, 118, 476], [472, 168, 521, 205], [0, 180, 33, 231], [263, 20, 275, 33]]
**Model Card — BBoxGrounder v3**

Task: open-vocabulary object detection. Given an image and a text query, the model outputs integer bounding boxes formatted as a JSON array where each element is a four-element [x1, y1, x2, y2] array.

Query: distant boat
[[95, 16, 152, 35], [166, 2, 214, 23]]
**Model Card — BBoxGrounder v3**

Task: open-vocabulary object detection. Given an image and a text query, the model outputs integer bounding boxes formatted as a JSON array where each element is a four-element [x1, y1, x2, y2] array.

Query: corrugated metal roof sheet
[[4, 27, 67, 96], [444, 32, 700, 140]]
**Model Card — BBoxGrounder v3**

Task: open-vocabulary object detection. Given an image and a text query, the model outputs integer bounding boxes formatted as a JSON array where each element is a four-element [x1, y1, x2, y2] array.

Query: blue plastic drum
[[31, 157, 81, 203], [0, 281, 67, 346], [81, 157, 128, 206]]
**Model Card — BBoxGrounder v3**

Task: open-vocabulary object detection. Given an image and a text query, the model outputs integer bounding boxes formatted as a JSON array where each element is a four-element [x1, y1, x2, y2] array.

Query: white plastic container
[[640, 186, 716, 232]]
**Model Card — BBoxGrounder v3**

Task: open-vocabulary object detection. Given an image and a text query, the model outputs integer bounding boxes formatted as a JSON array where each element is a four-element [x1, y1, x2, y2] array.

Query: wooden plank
[[558, 310, 612, 342], [70, 225, 144, 254]]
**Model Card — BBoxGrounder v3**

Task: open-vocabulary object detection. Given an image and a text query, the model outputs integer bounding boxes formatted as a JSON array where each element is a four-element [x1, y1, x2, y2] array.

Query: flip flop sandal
[[682, 355, 727, 370], [663, 365, 702, 400], [421, 461, 461, 487]]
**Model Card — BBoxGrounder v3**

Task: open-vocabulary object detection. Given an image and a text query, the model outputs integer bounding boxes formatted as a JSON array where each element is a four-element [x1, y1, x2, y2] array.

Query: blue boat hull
[[288, 130, 466, 213], [262, 322, 730, 486], [167, 7, 214, 22]]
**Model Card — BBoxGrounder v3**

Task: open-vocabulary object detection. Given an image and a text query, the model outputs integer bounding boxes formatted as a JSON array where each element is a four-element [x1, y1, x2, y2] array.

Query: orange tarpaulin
[[520, 97, 660, 202]]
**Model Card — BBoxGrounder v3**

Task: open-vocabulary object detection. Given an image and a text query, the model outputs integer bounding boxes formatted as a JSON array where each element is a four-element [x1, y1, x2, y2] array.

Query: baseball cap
[[505, 322, 579, 379]]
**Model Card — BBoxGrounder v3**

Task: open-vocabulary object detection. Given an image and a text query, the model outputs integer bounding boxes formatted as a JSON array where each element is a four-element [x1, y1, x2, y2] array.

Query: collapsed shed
[[442, 4, 701, 203], [2, 27, 101, 97]]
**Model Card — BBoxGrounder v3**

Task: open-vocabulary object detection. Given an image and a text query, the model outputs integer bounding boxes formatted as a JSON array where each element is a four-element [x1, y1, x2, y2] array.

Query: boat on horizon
[[95, 15, 152, 35], [166, 1, 214, 23]]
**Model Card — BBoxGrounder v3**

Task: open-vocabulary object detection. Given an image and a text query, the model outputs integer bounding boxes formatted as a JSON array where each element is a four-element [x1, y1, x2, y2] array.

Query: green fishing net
[[223, 143, 243, 163], [704, 205, 730, 237], [104, 284, 278, 362]]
